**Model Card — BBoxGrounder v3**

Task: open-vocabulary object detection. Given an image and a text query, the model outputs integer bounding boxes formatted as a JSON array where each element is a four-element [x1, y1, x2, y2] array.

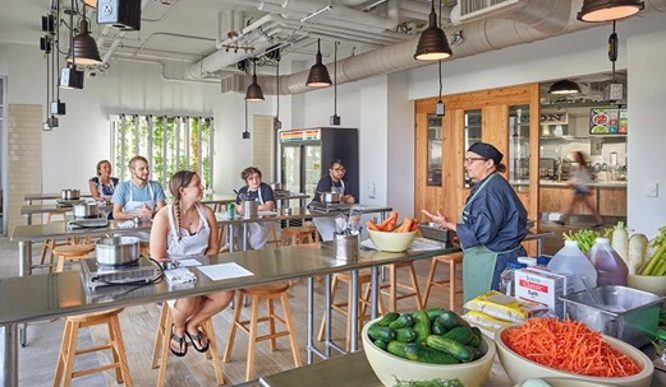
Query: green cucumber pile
[[367, 308, 485, 365]]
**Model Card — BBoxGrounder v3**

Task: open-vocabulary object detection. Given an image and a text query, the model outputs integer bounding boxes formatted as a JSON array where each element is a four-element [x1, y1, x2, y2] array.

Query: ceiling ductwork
[[213, 0, 666, 94]]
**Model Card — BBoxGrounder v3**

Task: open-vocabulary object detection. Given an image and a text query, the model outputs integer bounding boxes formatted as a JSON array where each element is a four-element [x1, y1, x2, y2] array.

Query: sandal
[[186, 328, 210, 353], [169, 325, 188, 357]]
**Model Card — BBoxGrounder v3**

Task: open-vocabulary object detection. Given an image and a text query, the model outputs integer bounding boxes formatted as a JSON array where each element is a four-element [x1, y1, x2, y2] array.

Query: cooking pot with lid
[[319, 192, 341, 204], [95, 236, 141, 266], [61, 189, 81, 201], [73, 202, 100, 219]]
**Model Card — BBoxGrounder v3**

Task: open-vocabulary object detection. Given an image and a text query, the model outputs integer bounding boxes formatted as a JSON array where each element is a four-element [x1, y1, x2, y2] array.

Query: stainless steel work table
[[0, 243, 457, 387], [24, 192, 93, 204]]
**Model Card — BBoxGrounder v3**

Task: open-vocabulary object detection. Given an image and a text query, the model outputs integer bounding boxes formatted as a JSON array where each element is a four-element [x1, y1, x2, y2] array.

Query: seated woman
[[150, 170, 233, 357], [235, 166, 275, 249], [89, 160, 119, 202]]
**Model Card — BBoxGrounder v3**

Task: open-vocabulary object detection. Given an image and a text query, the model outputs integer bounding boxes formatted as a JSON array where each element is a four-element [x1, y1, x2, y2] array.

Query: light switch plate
[[647, 182, 659, 197]]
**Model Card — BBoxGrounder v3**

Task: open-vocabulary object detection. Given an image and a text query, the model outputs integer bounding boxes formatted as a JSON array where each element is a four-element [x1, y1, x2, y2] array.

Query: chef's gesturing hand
[[421, 209, 457, 231]]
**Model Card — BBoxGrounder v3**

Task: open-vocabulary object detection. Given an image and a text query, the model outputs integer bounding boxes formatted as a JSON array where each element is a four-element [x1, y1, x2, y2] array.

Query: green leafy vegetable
[[393, 377, 465, 387]]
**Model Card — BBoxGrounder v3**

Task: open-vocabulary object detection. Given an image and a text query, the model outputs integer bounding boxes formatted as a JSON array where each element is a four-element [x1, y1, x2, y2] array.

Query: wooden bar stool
[[423, 253, 464, 311], [280, 222, 319, 246], [53, 308, 132, 387], [223, 282, 301, 381], [52, 243, 95, 273], [317, 270, 380, 351], [380, 261, 424, 312], [39, 211, 72, 272], [150, 305, 224, 387]]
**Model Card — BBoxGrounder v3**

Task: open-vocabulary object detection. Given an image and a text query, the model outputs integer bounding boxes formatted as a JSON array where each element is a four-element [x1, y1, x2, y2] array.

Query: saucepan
[[73, 202, 100, 219], [61, 189, 80, 201], [95, 236, 141, 266], [319, 191, 341, 204]]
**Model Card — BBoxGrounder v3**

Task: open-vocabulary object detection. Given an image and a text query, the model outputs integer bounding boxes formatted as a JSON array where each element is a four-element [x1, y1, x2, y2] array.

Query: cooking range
[[81, 257, 162, 290], [308, 202, 352, 213]]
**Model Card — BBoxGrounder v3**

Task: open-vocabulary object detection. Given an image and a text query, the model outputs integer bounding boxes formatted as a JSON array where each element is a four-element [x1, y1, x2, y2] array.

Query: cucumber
[[373, 339, 388, 350], [395, 328, 417, 343], [467, 345, 483, 361], [411, 311, 431, 345], [438, 310, 470, 330], [388, 314, 414, 330], [376, 312, 400, 327], [425, 307, 447, 321], [367, 325, 395, 342], [405, 343, 460, 365], [387, 340, 409, 358], [431, 316, 449, 335], [443, 326, 475, 345], [471, 326, 482, 339], [468, 332, 481, 348], [426, 335, 473, 362]]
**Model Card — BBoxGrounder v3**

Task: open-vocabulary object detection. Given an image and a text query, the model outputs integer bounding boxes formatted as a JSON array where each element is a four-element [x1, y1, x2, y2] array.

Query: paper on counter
[[197, 262, 254, 281], [178, 259, 202, 267], [258, 210, 278, 217]]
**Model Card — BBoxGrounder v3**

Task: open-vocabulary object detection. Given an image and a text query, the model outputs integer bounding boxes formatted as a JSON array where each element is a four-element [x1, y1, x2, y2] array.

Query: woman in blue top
[[88, 160, 119, 202], [422, 142, 528, 302]]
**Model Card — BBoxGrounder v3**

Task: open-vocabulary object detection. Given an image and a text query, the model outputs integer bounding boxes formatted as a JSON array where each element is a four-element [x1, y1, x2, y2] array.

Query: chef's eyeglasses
[[464, 157, 488, 164], [332, 166, 346, 172]]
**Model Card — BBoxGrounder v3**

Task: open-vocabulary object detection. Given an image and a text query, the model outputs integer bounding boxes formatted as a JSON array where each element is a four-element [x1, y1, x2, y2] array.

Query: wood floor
[[0, 237, 466, 387]]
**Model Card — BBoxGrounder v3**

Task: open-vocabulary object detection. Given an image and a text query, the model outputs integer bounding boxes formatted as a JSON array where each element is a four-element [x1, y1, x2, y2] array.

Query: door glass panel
[[508, 105, 530, 192], [303, 145, 321, 197], [427, 114, 443, 186], [463, 109, 482, 187], [281, 146, 300, 193]]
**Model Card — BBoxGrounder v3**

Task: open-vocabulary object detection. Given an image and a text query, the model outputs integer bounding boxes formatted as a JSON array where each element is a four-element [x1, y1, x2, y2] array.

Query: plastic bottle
[[589, 237, 628, 286], [547, 240, 598, 293], [500, 261, 527, 296]]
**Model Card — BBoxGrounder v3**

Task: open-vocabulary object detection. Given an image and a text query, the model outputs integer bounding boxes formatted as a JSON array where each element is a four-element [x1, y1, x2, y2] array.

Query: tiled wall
[[7, 104, 42, 231]]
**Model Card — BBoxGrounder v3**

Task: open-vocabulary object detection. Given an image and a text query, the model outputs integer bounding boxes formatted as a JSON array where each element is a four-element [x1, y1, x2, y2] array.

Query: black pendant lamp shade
[[306, 39, 332, 88], [548, 79, 582, 95], [414, 2, 452, 61], [578, 0, 644, 22], [66, 18, 102, 65], [245, 60, 264, 101]]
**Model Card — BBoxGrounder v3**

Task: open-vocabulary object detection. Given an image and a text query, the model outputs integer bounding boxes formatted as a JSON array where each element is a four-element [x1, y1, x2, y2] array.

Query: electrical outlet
[[647, 182, 659, 197]]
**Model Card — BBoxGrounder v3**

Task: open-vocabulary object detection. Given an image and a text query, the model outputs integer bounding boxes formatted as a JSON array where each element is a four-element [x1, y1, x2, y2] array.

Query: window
[[110, 114, 214, 189]]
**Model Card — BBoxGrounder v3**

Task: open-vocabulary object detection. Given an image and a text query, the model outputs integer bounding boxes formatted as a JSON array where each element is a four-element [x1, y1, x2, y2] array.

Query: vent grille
[[460, 0, 519, 17]]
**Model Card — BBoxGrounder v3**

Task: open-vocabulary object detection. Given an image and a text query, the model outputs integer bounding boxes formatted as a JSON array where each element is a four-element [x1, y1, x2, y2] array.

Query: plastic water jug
[[589, 237, 628, 286], [547, 240, 598, 293]]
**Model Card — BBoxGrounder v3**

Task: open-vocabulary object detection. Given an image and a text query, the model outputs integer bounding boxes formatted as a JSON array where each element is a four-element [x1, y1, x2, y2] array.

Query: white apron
[[123, 182, 156, 214], [240, 188, 269, 250], [313, 180, 345, 242]]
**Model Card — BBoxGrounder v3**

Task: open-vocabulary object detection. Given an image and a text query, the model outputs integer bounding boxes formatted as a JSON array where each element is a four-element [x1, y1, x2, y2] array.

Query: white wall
[[387, 71, 414, 216]]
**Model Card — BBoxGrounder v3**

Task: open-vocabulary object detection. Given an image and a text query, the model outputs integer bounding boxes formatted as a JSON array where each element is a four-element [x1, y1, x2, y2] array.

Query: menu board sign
[[279, 129, 321, 142], [589, 108, 627, 135]]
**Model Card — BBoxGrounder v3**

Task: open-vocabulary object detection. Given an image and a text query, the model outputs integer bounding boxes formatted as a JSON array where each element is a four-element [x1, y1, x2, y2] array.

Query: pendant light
[[414, 0, 452, 61], [548, 79, 582, 95], [60, 1, 84, 90], [306, 38, 332, 88], [66, 5, 102, 66], [245, 58, 264, 101], [577, 0, 644, 22], [330, 41, 341, 125], [242, 100, 251, 139]]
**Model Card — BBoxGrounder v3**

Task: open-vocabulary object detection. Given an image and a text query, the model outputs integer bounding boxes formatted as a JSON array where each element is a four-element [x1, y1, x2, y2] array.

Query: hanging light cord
[[244, 99, 248, 133], [69, 0, 75, 67], [437, 0, 444, 103], [55, 0, 60, 100], [334, 41, 339, 116], [276, 58, 280, 120]]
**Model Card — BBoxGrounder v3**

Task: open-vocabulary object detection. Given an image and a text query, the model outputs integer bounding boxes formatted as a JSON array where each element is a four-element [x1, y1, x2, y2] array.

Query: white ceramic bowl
[[362, 317, 496, 387], [367, 229, 417, 252], [495, 325, 654, 387], [514, 378, 614, 387], [627, 274, 666, 296]]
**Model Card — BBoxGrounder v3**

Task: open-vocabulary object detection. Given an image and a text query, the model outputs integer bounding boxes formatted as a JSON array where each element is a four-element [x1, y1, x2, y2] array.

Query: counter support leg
[[18, 241, 32, 277], [537, 238, 543, 257], [324, 274, 332, 358], [242, 224, 248, 251], [27, 214, 32, 226], [370, 266, 379, 320], [227, 225, 234, 253], [350, 269, 359, 352], [2, 324, 19, 387], [306, 277, 314, 365]]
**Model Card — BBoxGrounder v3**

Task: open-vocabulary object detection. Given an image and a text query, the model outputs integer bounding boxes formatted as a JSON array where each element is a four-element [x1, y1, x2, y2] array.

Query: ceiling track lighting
[[414, 0, 453, 61], [548, 79, 582, 95], [66, 4, 102, 66], [245, 58, 265, 101], [577, 0, 644, 22], [330, 41, 341, 125], [306, 38, 332, 88]]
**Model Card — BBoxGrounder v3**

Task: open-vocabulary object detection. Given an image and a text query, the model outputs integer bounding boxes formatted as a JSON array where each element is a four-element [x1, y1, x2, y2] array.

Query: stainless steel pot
[[95, 236, 141, 266], [73, 203, 99, 219], [243, 200, 258, 219], [269, 182, 283, 191], [319, 191, 341, 204], [61, 189, 80, 201]]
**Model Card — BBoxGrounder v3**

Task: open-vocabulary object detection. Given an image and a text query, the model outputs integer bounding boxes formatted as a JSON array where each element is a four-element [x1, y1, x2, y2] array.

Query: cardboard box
[[515, 267, 574, 318]]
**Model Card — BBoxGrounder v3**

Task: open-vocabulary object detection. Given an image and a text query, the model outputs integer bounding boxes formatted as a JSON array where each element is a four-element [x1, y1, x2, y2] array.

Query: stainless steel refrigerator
[[279, 127, 359, 200]]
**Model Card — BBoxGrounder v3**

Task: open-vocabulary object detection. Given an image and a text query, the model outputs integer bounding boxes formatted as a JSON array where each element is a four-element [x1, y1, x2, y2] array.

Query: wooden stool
[[317, 270, 380, 351], [380, 261, 424, 312], [39, 211, 71, 273], [52, 243, 95, 273], [280, 224, 319, 246], [423, 253, 463, 311], [53, 308, 131, 387], [150, 305, 224, 387], [223, 282, 301, 381]]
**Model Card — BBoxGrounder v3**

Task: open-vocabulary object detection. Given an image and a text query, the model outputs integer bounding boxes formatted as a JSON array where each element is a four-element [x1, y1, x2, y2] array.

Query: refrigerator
[[279, 127, 359, 201]]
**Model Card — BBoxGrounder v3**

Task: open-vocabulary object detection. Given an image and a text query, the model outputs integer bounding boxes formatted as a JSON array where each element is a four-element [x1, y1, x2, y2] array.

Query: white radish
[[611, 222, 629, 265], [627, 233, 648, 275]]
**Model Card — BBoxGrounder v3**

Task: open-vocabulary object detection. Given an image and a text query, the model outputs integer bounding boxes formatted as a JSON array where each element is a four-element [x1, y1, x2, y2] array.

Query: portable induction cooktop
[[81, 257, 162, 290]]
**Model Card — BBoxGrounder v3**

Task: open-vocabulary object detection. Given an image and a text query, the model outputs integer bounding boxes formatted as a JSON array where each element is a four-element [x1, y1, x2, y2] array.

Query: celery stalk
[[641, 237, 666, 275]]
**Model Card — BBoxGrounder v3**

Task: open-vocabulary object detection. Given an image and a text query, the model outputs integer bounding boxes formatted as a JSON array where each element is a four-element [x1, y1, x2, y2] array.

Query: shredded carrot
[[501, 318, 641, 378]]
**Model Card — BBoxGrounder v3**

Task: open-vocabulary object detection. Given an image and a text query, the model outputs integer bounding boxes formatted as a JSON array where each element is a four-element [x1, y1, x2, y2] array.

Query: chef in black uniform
[[311, 159, 355, 241]]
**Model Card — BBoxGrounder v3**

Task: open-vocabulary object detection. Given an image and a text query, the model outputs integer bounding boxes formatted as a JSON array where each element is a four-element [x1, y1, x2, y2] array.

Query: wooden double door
[[415, 83, 540, 244]]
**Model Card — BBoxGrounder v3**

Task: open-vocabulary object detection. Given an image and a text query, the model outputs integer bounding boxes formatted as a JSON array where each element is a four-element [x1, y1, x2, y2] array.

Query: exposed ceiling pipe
[[266, 0, 399, 29], [114, 55, 222, 84], [216, 10, 235, 48], [273, 18, 405, 44], [337, 0, 374, 6], [216, 14, 275, 49]]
